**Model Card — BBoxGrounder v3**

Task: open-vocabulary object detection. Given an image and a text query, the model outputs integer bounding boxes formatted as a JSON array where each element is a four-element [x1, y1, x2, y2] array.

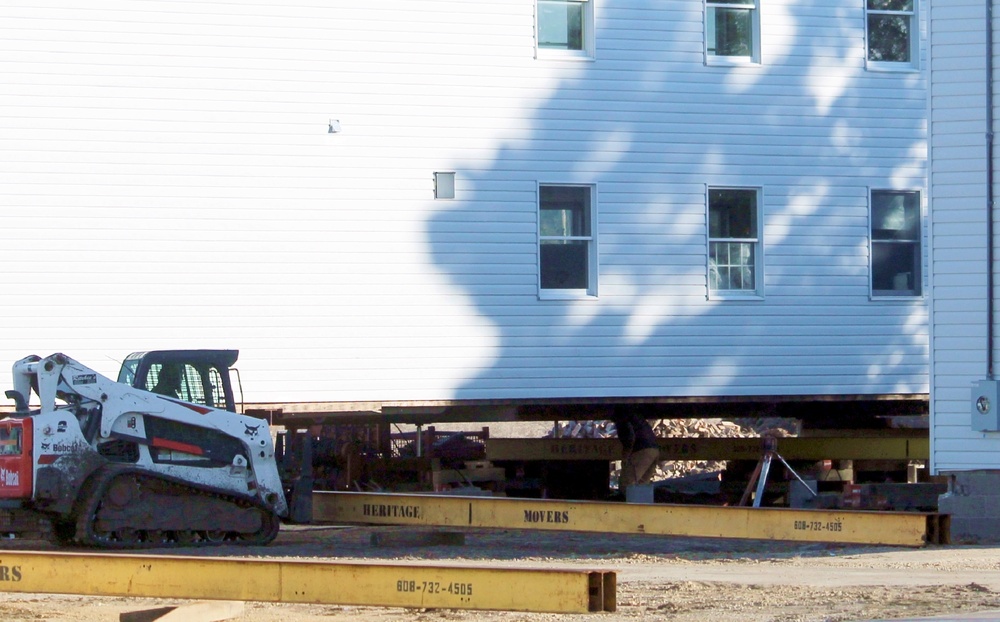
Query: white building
[[0, 2, 928, 419], [929, 0, 1000, 539]]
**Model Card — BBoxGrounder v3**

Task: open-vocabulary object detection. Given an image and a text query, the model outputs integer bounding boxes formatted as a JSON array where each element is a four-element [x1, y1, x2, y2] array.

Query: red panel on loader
[[0, 419, 32, 499]]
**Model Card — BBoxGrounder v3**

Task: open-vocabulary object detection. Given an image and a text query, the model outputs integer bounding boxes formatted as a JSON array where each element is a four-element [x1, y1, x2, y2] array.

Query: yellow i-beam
[[314, 491, 948, 547], [0, 551, 616, 613]]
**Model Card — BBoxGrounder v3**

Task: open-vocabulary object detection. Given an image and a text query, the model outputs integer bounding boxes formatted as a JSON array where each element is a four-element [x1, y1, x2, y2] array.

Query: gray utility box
[[972, 379, 1000, 432]]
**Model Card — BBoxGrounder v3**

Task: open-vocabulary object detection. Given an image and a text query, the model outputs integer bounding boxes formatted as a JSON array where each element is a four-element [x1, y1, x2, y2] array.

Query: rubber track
[[72, 467, 280, 549]]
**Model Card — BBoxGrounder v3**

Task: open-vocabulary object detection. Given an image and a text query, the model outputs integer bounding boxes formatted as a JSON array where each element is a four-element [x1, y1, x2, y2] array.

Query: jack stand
[[739, 436, 818, 508]]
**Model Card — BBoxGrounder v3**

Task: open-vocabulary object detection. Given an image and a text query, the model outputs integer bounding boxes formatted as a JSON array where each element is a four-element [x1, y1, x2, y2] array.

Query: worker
[[609, 408, 661, 491], [150, 364, 182, 398]]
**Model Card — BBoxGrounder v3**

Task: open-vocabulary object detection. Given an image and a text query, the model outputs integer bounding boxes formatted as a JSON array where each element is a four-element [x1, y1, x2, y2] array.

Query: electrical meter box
[[972, 379, 1000, 432]]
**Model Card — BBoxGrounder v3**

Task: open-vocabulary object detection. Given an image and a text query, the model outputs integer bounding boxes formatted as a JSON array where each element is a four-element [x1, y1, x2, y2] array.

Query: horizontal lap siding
[[0, 1, 927, 403], [929, 0, 992, 471]]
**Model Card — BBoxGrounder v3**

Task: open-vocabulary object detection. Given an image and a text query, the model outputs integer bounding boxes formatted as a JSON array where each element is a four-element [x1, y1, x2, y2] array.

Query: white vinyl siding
[[928, 0, 995, 472], [0, 1, 927, 404]]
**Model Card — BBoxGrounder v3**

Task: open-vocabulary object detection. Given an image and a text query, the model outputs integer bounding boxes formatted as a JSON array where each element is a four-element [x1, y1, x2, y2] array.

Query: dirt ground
[[2, 525, 1000, 622]]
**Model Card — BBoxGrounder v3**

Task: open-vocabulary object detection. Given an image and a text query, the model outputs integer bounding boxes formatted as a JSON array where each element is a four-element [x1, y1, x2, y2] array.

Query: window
[[871, 190, 921, 297], [146, 363, 204, 404], [708, 188, 761, 296], [706, 0, 759, 63], [537, 0, 594, 59], [539, 184, 596, 297], [144, 362, 227, 408], [866, 0, 917, 69]]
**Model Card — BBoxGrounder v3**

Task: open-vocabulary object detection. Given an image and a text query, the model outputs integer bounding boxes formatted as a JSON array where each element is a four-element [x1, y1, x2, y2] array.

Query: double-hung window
[[866, 0, 918, 70], [538, 184, 596, 297], [870, 190, 921, 297], [537, 0, 594, 59], [708, 188, 762, 297], [705, 0, 759, 63]]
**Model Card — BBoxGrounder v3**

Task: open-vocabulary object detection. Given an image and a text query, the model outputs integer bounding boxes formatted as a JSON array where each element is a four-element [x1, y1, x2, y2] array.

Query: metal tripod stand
[[739, 436, 818, 508]]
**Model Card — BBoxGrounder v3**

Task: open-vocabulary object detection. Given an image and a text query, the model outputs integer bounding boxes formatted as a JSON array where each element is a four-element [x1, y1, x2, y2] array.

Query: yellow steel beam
[[0, 551, 615, 613], [315, 491, 948, 547], [484, 435, 929, 462]]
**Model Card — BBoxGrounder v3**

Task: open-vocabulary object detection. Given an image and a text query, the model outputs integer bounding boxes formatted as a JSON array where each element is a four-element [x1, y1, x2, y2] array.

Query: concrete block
[[938, 492, 986, 517], [625, 484, 655, 504], [946, 470, 1000, 495], [984, 494, 1000, 519], [789, 480, 818, 508], [948, 517, 1000, 544]]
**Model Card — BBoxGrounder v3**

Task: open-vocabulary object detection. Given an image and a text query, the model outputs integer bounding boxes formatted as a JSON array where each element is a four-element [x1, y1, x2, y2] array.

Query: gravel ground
[[2, 525, 1000, 622]]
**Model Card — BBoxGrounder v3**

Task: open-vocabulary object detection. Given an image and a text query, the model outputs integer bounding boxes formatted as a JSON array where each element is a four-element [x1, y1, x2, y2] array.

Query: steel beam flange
[[315, 491, 948, 547], [0, 551, 615, 614]]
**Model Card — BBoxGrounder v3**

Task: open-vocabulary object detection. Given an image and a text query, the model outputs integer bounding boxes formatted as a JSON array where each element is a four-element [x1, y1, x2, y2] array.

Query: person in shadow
[[150, 364, 182, 399], [610, 407, 661, 492]]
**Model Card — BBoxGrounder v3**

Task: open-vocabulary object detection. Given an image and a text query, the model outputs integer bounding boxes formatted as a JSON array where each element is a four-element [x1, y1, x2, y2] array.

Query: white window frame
[[865, 0, 919, 72], [536, 0, 595, 60], [538, 183, 598, 299], [870, 189, 922, 298], [707, 186, 763, 299], [705, 0, 760, 65]]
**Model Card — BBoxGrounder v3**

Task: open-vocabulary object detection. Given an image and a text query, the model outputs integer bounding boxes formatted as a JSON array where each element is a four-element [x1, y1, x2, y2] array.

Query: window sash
[[706, 0, 757, 60], [871, 190, 921, 296], [538, 0, 587, 51], [708, 188, 760, 294], [709, 241, 756, 291], [867, 0, 913, 11], [866, 0, 915, 64], [707, 0, 756, 8], [539, 185, 594, 293]]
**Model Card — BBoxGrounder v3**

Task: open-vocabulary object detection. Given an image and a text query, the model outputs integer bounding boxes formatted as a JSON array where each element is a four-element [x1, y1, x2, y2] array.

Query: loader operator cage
[[117, 350, 238, 412]]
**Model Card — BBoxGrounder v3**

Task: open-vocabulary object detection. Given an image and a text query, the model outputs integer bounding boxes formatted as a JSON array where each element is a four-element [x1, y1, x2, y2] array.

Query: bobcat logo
[[243, 424, 261, 438]]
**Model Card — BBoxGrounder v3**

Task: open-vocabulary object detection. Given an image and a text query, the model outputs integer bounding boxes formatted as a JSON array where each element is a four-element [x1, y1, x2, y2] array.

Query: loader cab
[[118, 350, 239, 413]]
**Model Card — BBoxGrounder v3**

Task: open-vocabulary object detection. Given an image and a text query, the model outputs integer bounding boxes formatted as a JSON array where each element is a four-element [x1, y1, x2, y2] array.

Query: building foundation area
[[938, 471, 1000, 542]]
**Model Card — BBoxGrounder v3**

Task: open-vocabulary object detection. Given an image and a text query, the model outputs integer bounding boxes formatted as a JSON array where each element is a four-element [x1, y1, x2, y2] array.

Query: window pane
[[539, 185, 592, 291], [872, 242, 919, 294], [540, 240, 589, 289], [868, 14, 911, 62], [872, 191, 919, 240], [709, 188, 758, 293], [707, 7, 753, 57], [709, 189, 757, 238], [868, 0, 913, 10], [871, 190, 920, 296], [540, 186, 590, 236], [538, 0, 583, 50], [709, 241, 755, 291]]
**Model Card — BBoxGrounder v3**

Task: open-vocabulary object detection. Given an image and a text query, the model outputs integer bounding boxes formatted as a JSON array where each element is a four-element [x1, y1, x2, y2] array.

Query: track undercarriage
[[59, 469, 281, 549]]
